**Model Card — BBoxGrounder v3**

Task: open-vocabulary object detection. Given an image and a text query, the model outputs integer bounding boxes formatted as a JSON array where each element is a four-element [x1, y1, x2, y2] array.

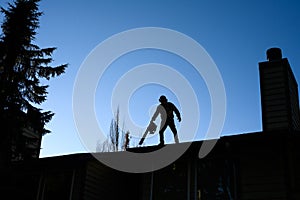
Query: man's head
[[159, 95, 168, 103]]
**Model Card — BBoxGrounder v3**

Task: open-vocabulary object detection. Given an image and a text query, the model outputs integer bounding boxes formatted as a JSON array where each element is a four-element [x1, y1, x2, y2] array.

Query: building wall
[[83, 159, 140, 200], [236, 135, 288, 199], [4, 132, 300, 200]]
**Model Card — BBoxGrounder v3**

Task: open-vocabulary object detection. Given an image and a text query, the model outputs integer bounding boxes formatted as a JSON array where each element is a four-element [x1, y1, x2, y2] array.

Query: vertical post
[[36, 172, 45, 200], [187, 160, 191, 200], [194, 159, 198, 200], [149, 171, 154, 200], [69, 169, 76, 200]]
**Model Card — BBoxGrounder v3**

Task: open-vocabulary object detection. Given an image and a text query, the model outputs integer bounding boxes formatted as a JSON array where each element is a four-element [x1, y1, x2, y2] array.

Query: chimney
[[259, 48, 300, 132]]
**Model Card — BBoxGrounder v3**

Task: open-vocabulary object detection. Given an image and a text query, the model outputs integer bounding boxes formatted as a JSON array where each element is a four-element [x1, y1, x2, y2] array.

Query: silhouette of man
[[151, 95, 181, 145]]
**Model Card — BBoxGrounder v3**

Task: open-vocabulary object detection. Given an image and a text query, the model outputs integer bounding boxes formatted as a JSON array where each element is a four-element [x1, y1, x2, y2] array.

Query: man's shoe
[[158, 142, 165, 147]]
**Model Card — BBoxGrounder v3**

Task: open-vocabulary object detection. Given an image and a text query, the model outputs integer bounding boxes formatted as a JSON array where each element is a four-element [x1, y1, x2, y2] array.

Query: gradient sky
[[1, 0, 300, 157]]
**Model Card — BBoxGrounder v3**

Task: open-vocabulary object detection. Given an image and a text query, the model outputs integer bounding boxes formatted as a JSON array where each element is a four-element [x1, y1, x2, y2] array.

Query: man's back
[[161, 102, 178, 119]]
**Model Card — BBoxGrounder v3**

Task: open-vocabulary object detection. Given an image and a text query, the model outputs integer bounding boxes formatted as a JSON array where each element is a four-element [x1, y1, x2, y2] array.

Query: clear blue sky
[[1, 0, 300, 157]]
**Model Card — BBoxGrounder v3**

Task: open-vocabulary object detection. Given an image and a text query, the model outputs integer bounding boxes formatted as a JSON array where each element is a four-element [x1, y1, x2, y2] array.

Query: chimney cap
[[267, 47, 282, 61]]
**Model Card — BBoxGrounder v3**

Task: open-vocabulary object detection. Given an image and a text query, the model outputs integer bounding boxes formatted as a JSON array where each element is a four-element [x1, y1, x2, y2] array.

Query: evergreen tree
[[0, 0, 67, 160]]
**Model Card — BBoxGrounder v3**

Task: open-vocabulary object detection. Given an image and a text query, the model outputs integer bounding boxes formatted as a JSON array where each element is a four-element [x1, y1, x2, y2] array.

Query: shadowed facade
[[1, 48, 300, 200]]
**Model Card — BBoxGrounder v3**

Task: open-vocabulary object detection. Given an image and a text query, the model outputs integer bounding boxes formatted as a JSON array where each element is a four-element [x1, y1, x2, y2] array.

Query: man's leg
[[159, 122, 168, 145], [169, 120, 179, 144]]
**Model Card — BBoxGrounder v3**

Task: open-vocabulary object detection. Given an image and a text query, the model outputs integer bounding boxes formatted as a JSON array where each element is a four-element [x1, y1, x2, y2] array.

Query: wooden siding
[[235, 134, 291, 200], [83, 159, 140, 200], [239, 153, 287, 199], [287, 66, 300, 131], [259, 59, 300, 132]]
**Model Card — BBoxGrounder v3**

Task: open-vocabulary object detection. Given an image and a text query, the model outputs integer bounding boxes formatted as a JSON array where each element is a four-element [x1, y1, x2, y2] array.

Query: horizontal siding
[[263, 98, 287, 107], [260, 59, 300, 132], [265, 104, 287, 112], [263, 87, 286, 96], [83, 161, 117, 200], [261, 64, 284, 73], [265, 110, 288, 118], [265, 122, 289, 130], [239, 143, 287, 200], [265, 116, 289, 123], [83, 160, 140, 200], [83, 162, 103, 200], [262, 82, 285, 90], [262, 77, 285, 86], [287, 68, 300, 131], [260, 66, 290, 131]]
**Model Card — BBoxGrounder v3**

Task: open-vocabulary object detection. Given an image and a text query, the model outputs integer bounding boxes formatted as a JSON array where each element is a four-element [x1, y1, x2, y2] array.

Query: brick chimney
[[259, 48, 300, 132]]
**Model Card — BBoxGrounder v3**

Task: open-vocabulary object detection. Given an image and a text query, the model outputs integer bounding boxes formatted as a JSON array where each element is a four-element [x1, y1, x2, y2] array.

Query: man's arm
[[151, 105, 160, 122], [172, 103, 181, 122]]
